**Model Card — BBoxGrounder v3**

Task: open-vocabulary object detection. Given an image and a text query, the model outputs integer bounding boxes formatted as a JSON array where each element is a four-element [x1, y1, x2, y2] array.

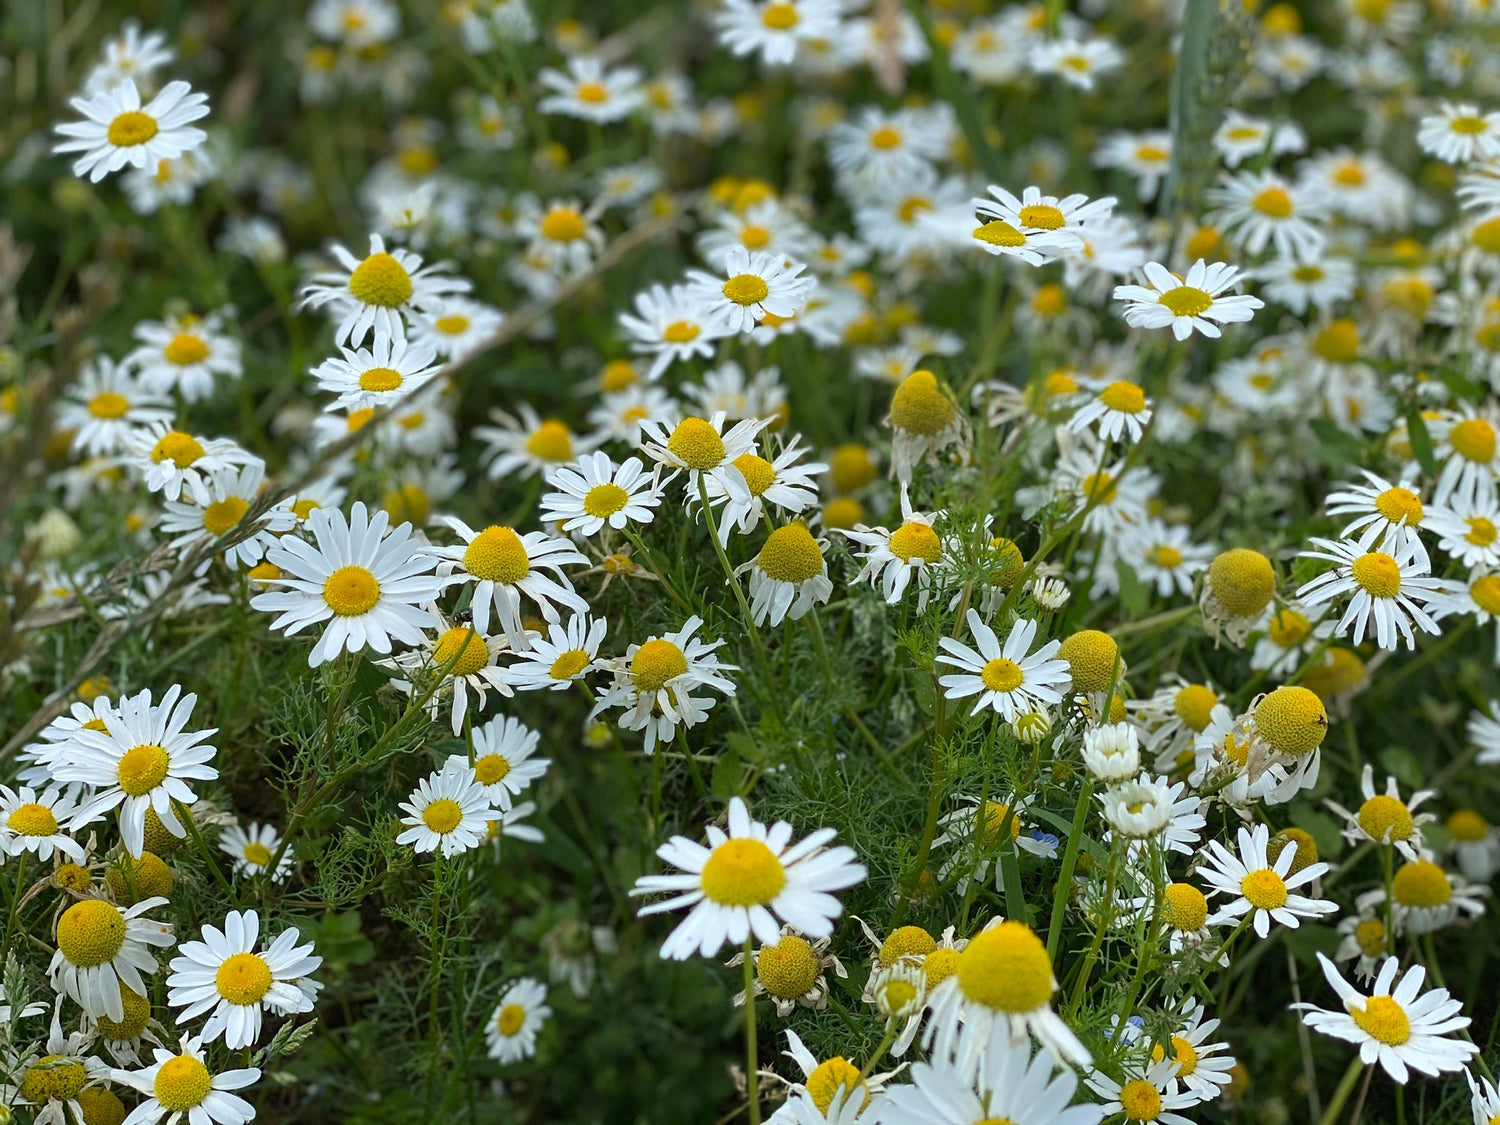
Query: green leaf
[[1288, 806, 1344, 860], [1406, 409, 1437, 477], [1379, 746, 1425, 790], [1308, 419, 1366, 468], [710, 747, 743, 798]]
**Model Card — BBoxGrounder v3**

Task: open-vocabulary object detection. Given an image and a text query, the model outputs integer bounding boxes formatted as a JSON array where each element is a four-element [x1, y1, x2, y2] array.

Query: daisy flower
[[108, 1034, 259, 1125], [1150, 1000, 1237, 1103], [5, 1001, 113, 1125], [1198, 823, 1336, 937], [407, 298, 503, 362], [452, 714, 550, 811], [1324, 471, 1428, 565], [251, 502, 442, 666], [158, 463, 297, 570], [714, 0, 841, 65], [1363, 857, 1489, 936], [1417, 102, 1500, 164], [425, 517, 587, 650], [119, 423, 253, 505], [592, 615, 738, 754], [975, 185, 1115, 246], [1085, 1059, 1197, 1125], [1250, 602, 1334, 676], [53, 79, 209, 183], [381, 618, 515, 735], [126, 310, 241, 403], [931, 795, 1056, 895], [685, 246, 815, 334], [58, 356, 172, 456], [297, 232, 471, 347], [1293, 953, 1478, 1082], [1112, 260, 1264, 341], [1429, 409, 1500, 505], [83, 21, 174, 96], [827, 106, 951, 194], [1208, 169, 1325, 258], [396, 757, 497, 858], [1030, 35, 1123, 91], [1335, 906, 1391, 982], [702, 438, 824, 544], [514, 198, 606, 277], [726, 926, 846, 1017], [476, 403, 597, 482], [537, 56, 643, 123], [487, 978, 551, 1063], [55, 684, 218, 858], [970, 204, 1098, 267], [640, 411, 770, 499], [167, 910, 322, 1049], [1119, 521, 1214, 599], [1327, 764, 1436, 861], [737, 523, 834, 626], [618, 283, 730, 380], [540, 451, 663, 536], [218, 822, 294, 882], [842, 485, 948, 610], [0, 785, 88, 863], [1101, 773, 1204, 855], [1094, 131, 1173, 201], [936, 610, 1071, 721], [49, 896, 174, 1022], [631, 796, 866, 960], [500, 612, 607, 692], [310, 329, 443, 410], [1446, 808, 1500, 883], [1066, 380, 1152, 444], [1211, 111, 1307, 166], [1255, 252, 1358, 316], [1296, 524, 1445, 651]]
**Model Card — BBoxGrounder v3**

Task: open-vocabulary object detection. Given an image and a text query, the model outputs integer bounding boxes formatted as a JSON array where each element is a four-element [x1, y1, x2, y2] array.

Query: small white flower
[[53, 79, 209, 183], [1198, 823, 1336, 938], [1112, 260, 1264, 341], [540, 451, 664, 537], [936, 610, 1071, 720], [1296, 524, 1445, 651], [685, 246, 815, 334], [219, 822, 294, 882], [486, 978, 551, 1063], [452, 714, 550, 811], [310, 329, 443, 410], [1417, 102, 1500, 164], [396, 757, 498, 857], [297, 232, 471, 347], [108, 1034, 259, 1125]]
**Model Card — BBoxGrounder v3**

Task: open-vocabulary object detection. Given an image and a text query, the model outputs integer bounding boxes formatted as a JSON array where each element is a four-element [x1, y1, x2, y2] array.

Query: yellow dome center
[[1058, 630, 1119, 694], [663, 320, 700, 343], [358, 366, 403, 393], [150, 431, 205, 467], [1350, 996, 1411, 1045], [1393, 860, 1450, 907], [955, 921, 1054, 1013], [118, 744, 170, 796], [1032, 283, 1067, 316], [348, 252, 414, 307], [575, 81, 609, 103], [242, 842, 273, 867], [1099, 381, 1147, 414], [201, 496, 249, 536], [1466, 516, 1499, 546], [1354, 918, 1387, 957], [89, 391, 130, 419], [631, 638, 688, 692], [216, 951, 273, 1005], [699, 838, 786, 906], [433, 627, 489, 677], [1018, 203, 1066, 230], [540, 207, 587, 243], [1472, 575, 1500, 615], [580, 482, 627, 519], [723, 274, 770, 307], [1267, 607, 1311, 646], [822, 496, 863, 531], [1358, 795, 1413, 843], [1373, 487, 1422, 526], [164, 333, 209, 365], [1252, 186, 1294, 217], [422, 798, 464, 835], [980, 658, 1024, 694], [154, 1055, 213, 1112], [1350, 552, 1401, 598], [1119, 1079, 1163, 1121], [732, 453, 776, 497], [869, 125, 902, 149], [474, 754, 511, 786], [1162, 882, 1209, 930], [667, 417, 727, 470], [322, 565, 381, 616], [762, 2, 799, 29], [21, 1055, 89, 1103], [757, 934, 819, 998], [923, 947, 959, 987], [1151, 1035, 1198, 1077], [888, 521, 941, 564], [1157, 286, 1214, 317], [739, 225, 771, 250], [889, 369, 956, 436], [1254, 685, 1328, 756], [806, 1058, 867, 1116], [1314, 320, 1359, 363], [96, 986, 151, 1040], [974, 220, 1027, 247], [107, 111, 159, 147], [877, 925, 936, 966], [57, 900, 126, 967], [1173, 684, 1218, 732], [434, 314, 470, 335], [463, 527, 530, 584], [497, 1003, 526, 1035], [1447, 809, 1488, 841], [549, 649, 590, 680], [525, 420, 574, 463], [1451, 418, 1497, 463], [1208, 548, 1275, 618], [1451, 115, 1490, 134], [9, 802, 58, 837], [758, 524, 824, 584], [1240, 868, 1289, 910]]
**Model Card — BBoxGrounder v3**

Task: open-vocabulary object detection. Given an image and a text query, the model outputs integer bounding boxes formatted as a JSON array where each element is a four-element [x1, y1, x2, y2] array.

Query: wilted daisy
[[936, 610, 1071, 721], [1416, 102, 1500, 164], [252, 502, 442, 666], [631, 796, 867, 959], [55, 684, 218, 858], [119, 423, 253, 504], [5, 1001, 113, 1125], [842, 485, 947, 610], [58, 357, 173, 456], [452, 714, 550, 811], [540, 451, 663, 536], [737, 523, 834, 627], [1112, 260, 1264, 341], [1360, 857, 1489, 936], [1446, 809, 1500, 883], [487, 978, 551, 1064], [310, 329, 443, 410], [298, 232, 471, 346], [49, 896, 174, 1022], [167, 910, 322, 1049], [109, 1034, 259, 1125], [726, 925, 846, 1016], [219, 822, 294, 882], [1294, 953, 1478, 1081], [396, 757, 497, 858], [884, 368, 971, 484], [1296, 524, 1445, 650], [0, 785, 87, 863], [1198, 823, 1335, 938], [685, 246, 815, 334], [593, 615, 738, 753], [500, 612, 606, 692], [159, 463, 297, 570], [53, 79, 209, 182], [426, 517, 587, 650]]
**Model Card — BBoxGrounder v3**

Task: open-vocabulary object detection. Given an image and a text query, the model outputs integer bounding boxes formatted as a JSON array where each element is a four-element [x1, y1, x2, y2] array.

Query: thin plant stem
[[743, 935, 761, 1125]]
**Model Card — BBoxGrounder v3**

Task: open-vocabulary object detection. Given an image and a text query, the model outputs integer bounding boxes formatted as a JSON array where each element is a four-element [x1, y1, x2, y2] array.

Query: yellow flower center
[[1057, 630, 1119, 694], [980, 658, 1024, 694], [463, 527, 530, 584], [434, 314, 470, 335], [549, 649, 590, 680], [978, 801, 1022, 845], [1254, 685, 1328, 757], [525, 419, 574, 463], [897, 196, 932, 224], [1032, 283, 1067, 317], [118, 744, 170, 796], [21, 1055, 89, 1103], [1252, 186, 1294, 217], [540, 207, 587, 243], [1157, 286, 1214, 317], [1350, 996, 1411, 1045], [358, 366, 403, 393], [9, 802, 58, 837], [154, 1055, 213, 1112], [955, 921, 1054, 1013], [346, 408, 376, 432], [1473, 217, 1500, 254], [1451, 115, 1490, 134], [869, 125, 902, 149], [1018, 203, 1066, 230], [806, 1058, 867, 1116], [757, 934, 819, 998], [1173, 684, 1218, 732], [889, 369, 956, 436], [723, 274, 770, 307], [578, 482, 627, 519], [888, 521, 941, 564], [242, 842, 273, 867], [107, 111, 159, 147], [662, 320, 700, 343], [163, 333, 209, 366], [201, 496, 249, 536], [54, 863, 91, 892], [1151, 1035, 1198, 1076], [1382, 277, 1433, 318], [1448, 809, 1489, 841], [347, 252, 414, 307], [433, 627, 489, 677], [1313, 320, 1359, 364], [1373, 487, 1422, 526], [474, 753, 512, 786], [973, 220, 1027, 247], [667, 417, 727, 470], [758, 524, 824, 584], [922, 947, 959, 988], [1358, 795, 1414, 843], [150, 431, 205, 467], [1240, 868, 1289, 911], [96, 986, 151, 1040], [1119, 1079, 1163, 1121], [877, 925, 936, 966], [1293, 265, 1326, 282], [497, 1003, 526, 1036], [739, 225, 771, 250], [1267, 607, 1310, 646], [1350, 552, 1401, 598], [732, 453, 776, 497], [216, 952, 273, 1005], [382, 484, 429, 528], [575, 81, 609, 104], [56, 900, 126, 967], [422, 798, 464, 835], [322, 565, 381, 616], [1098, 381, 1146, 415], [631, 638, 688, 692], [1451, 417, 1497, 464], [89, 391, 130, 419], [1354, 917, 1387, 957], [822, 496, 863, 530], [699, 838, 786, 906], [1393, 860, 1451, 907], [762, 2, 799, 29], [1162, 882, 1209, 931]]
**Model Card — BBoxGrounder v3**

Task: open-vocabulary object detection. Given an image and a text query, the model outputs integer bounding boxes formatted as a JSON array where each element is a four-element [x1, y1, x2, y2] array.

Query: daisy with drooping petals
[[452, 714, 550, 811], [251, 503, 442, 666], [0, 785, 88, 863], [49, 896, 174, 1022], [1294, 953, 1478, 1082], [1198, 823, 1336, 938], [640, 412, 770, 499], [1324, 470, 1429, 566], [631, 796, 867, 960], [1296, 524, 1445, 651], [5, 1000, 113, 1125], [540, 451, 663, 536], [53, 79, 209, 182], [737, 523, 835, 627], [686, 246, 815, 334], [167, 910, 322, 1049], [936, 610, 1071, 721], [1066, 380, 1152, 444], [592, 616, 738, 753], [500, 612, 607, 692], [1112, 260, 1264, 341], [55, 684, 218, 858], [426, 517, 587, 650], [109, 1033, 259, 1125], [310, 329, 443, 410], [841, 485, 948, 610], [58, 356, 173, 457], [297, 232, 471, 346], [1324, 763, 1436, 860], [219, 822, 294, 882], [396, 757, 498, 858], [487, 978, 551, 1064], [381, 616, 515, 735]]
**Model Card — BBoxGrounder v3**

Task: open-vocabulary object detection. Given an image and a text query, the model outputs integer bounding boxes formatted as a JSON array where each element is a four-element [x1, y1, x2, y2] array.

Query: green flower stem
[[1317, 1056, 1366, 1125], [743, 935, 761, 1125], [1046, 776, 1094, 960]]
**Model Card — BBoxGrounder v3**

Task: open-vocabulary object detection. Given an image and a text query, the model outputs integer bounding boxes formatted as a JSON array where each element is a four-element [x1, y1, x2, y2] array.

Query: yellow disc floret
[[1099, 381, 1147, 414], [758, 524, 824, 584], [980, 659, 1024, 694], [497, 1003, 525, 1035], [150, 431, 205, 468], [1240, 869, 1289, 911], [433, 627, 489, 677], [154, 1055, 213, 1112], [806, 1058, 868, 1116], [1173, 684, 1218, 733], [1254, 686, 1328, 757], [1151, 1035, 1199, 1077], [757, 935, 819, 999], [1447, 809, 1488, 842], [474, 754, 511, 786], [877, 925, 936, 966], [1392, 860, 1450, 907], [830, 444, 877, 493], [118, 744, 170, 796], [889, 370, 956, 436], [1057, 630, 1119, 694], [77, 1087, 127, 1125], [1350, 552, 1401, 598], [1350, 996, 1410, 1045], [1157, 286, 1213, 317], [723, 274, 770, 306], [348, 252, 413, 307], [20, 1054, 89, 1103], [462, 527, 530, 584], [216, 951, 273, 1005], [1119, 1078, 1164, 1121], [106, 852, 174, 904], [1267, 828, 1319, 875], [583, 483, 629, 519], [955, 921, 1054, 1013], [525, 419, 574, 463], [700, 838, 786, 906], [322, 565, 381, 616], [667, 417, 727, 470], [631, 639, 688, 693], [1374, 487, 1423, 527], [107, 112, 158, 146], [1450, 418, 1496, 464], [1207, 549, 1275, 617], [1358, 795, 1414, 844], [888, 521, 941, 564], [96, 985, 152, 1040], [8, 802, 58, 837], [422, 799, 464, 835], [201, 496, 249, 536], [57, 900, 126, 967], [1161, 882, 1209, 931]]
